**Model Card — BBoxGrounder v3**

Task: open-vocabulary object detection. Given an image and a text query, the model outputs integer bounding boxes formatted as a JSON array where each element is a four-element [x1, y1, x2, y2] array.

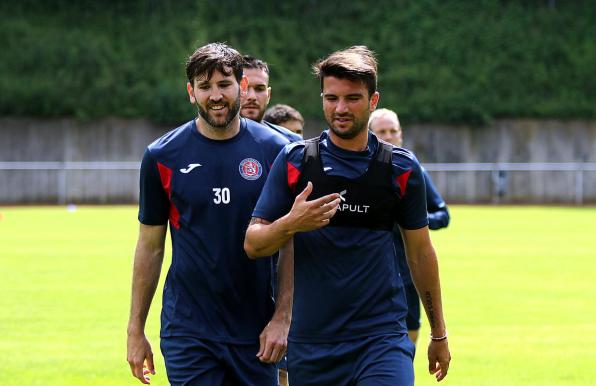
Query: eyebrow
[[322, 92, 364, 97]]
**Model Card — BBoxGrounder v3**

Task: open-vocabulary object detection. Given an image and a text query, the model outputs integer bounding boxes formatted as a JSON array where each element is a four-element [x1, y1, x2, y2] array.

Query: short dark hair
[[186, 42, 244, 84], [312, 45, 378, 96], [242, 55, 269, 75], [263, 104, 304, 125]]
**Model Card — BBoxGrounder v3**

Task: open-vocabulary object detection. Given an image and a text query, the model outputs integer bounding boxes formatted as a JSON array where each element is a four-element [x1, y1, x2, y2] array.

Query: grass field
[[0, 205, 595, 386]]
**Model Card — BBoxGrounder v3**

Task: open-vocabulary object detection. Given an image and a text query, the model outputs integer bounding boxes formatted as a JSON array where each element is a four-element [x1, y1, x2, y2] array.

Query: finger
[[296, 181, 313, 202], [257, 332, 266, 357], [428, 359, 439, 375], [310, 192, 340, 207], [131, 360, 149, 384], [268, 343, 284, 364], [437, 358, 450, 380], [146, 353, 156, 375], [258, 339, 275, 363], [320, 198, 341, 213]]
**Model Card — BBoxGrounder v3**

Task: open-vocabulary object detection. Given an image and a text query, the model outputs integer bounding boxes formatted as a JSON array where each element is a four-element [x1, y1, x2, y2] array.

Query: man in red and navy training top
[[244, 46, 451, 386], [126, 43, 292, 386]]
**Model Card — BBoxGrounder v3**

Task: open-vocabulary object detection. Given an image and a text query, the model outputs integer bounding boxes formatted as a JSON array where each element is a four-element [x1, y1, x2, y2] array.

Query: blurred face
[[322, 76, 379, 140], [187, 69, 245, 129], [240, 68, 271, 122], [369, 115, 402, 146], [279, 119, 304, 137]]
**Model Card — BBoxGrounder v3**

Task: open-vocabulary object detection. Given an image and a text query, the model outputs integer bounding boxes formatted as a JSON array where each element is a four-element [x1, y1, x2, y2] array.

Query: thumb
[[297, 181, 313, 201]]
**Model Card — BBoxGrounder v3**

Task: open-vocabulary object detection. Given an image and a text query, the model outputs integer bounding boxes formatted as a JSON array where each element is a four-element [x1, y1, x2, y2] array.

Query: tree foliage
[[1, 0, 594, 125]]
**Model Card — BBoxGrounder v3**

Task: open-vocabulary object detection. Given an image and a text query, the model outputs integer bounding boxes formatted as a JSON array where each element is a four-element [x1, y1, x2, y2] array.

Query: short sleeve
[[252, 145, 297, 222], [138, 149, 169, 225], [394, 156, 429, 230]]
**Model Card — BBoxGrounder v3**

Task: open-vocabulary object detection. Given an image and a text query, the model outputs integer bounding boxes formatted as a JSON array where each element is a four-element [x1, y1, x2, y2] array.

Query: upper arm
[[248, 217, 272, 227], [136, 223, 167, 257], [401, 226, 431, 251]]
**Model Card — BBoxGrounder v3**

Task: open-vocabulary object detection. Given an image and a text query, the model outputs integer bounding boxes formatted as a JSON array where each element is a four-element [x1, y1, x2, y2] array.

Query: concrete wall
[[0, 118, 169, 204], [1, 117, 595, 204]]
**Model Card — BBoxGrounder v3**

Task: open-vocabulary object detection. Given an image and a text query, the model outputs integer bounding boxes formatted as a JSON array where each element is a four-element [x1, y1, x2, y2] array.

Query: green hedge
[[1, 0, 595, 125]]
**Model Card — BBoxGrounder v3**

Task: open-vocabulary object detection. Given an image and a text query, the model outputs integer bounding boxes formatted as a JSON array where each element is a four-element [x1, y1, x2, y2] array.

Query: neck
[[328, 129, 369, 152], [195, 115, 241, 140]]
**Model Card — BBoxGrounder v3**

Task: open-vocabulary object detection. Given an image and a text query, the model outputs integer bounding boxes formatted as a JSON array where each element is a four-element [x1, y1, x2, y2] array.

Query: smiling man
[[244, 46, 451, 386], [126, 42, 292, 386]]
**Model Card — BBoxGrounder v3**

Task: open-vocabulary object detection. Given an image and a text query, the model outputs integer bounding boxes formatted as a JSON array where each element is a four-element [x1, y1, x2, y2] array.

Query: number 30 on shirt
[[212, 187, 231, 204]]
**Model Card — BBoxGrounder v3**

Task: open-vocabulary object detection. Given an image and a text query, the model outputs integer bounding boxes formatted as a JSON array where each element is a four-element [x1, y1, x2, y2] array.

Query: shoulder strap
[[375, 139, 393, 165], [302, 137, 320, 165]]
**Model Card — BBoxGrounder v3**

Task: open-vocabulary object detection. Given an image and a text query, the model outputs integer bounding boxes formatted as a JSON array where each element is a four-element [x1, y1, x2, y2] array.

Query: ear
[[187, 82, 196, 104], [240, 75, 248, 95], [266, 86, 272, 104], [369, 91, 380, 111]]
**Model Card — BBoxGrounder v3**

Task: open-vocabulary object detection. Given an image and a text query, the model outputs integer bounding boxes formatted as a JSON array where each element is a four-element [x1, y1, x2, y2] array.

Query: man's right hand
[[288, 181, 341, 232], [127, 331, 155, 384]]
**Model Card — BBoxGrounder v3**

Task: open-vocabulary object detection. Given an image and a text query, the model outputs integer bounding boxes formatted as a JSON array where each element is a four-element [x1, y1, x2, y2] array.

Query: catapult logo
[[336, 189, 371, 214]]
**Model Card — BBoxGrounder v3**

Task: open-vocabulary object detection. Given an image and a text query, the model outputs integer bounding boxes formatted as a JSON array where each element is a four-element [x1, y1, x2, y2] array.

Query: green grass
[[0, 205, 595, 385]]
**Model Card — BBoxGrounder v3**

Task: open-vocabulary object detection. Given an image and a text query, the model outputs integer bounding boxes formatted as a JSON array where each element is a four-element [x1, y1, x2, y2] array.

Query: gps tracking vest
[[295, 138, 397, 231]]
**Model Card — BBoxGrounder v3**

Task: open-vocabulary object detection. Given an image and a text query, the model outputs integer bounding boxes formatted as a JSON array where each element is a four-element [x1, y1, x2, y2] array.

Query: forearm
[[127, 225, 166, 334], [271, 239, 294, 323], [244, 216, 296, 258], [406, 244, 447, 336]]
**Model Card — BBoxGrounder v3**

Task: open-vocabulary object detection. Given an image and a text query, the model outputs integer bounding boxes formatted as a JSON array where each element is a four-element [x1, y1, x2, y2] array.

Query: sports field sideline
[[0, 205, 594, 386]]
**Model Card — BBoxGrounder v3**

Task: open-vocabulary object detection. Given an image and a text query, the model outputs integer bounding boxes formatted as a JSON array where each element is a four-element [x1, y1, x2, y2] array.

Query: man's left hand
[[256, 318, 289, 363]]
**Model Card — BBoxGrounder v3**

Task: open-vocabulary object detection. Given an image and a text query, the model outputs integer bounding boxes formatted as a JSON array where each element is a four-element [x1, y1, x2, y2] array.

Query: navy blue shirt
[[393, 168, 450, 285], [139, 118, 289, 344], [263, 121, 303, 142], [252, 131, 428, 343]]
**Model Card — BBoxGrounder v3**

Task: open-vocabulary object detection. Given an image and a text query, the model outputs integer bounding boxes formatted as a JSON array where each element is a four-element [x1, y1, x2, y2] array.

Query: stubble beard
[[326, 113, 369, 140], [197, 90, 241, 129]]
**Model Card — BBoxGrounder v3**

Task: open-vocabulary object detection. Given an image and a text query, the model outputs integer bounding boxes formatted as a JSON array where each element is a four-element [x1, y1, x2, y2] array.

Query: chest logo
[[239, 158, 263, 180], [180, 163, 202, 174], [336, 189, 371, 214]]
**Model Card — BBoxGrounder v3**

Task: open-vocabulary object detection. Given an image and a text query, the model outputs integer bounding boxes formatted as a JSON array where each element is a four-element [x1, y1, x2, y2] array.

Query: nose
[[209, 90, 223, 102], [246, 87, 256, 100], [335, 99, 349, 114]]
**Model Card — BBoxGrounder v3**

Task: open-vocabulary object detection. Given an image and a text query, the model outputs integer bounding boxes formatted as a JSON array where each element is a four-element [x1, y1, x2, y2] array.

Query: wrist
[[127, 321, 146, 336], [271, 306, 292, 324], [278, 214, 298, 237], [430, 330, 448, 342]]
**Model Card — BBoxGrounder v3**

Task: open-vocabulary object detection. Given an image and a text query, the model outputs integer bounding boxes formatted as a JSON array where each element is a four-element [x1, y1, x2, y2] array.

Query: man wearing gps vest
[[244, 46, 451, 386]]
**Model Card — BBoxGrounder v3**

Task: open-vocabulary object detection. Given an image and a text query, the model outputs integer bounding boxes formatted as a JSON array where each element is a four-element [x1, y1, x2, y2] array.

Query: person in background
[[241, 56, 302, 143], [369, 108, 450, 345], [264, 104, 305, 137]]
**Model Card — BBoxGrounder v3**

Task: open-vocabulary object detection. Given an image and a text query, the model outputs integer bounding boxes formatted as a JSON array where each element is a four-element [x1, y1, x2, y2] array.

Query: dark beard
[[197, 91, 241, 129], [326, 115, 367, 140]]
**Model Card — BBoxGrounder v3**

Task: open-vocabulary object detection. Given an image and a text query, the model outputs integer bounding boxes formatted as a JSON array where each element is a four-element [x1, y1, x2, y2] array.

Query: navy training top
[[138, 118, 289, 344], [252, 130, 428, 343], [263, 120, 303, 142]]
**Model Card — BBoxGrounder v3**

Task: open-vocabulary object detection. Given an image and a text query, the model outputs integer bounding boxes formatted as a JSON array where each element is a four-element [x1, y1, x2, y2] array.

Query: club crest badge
[[239, 158, 263, 180]]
